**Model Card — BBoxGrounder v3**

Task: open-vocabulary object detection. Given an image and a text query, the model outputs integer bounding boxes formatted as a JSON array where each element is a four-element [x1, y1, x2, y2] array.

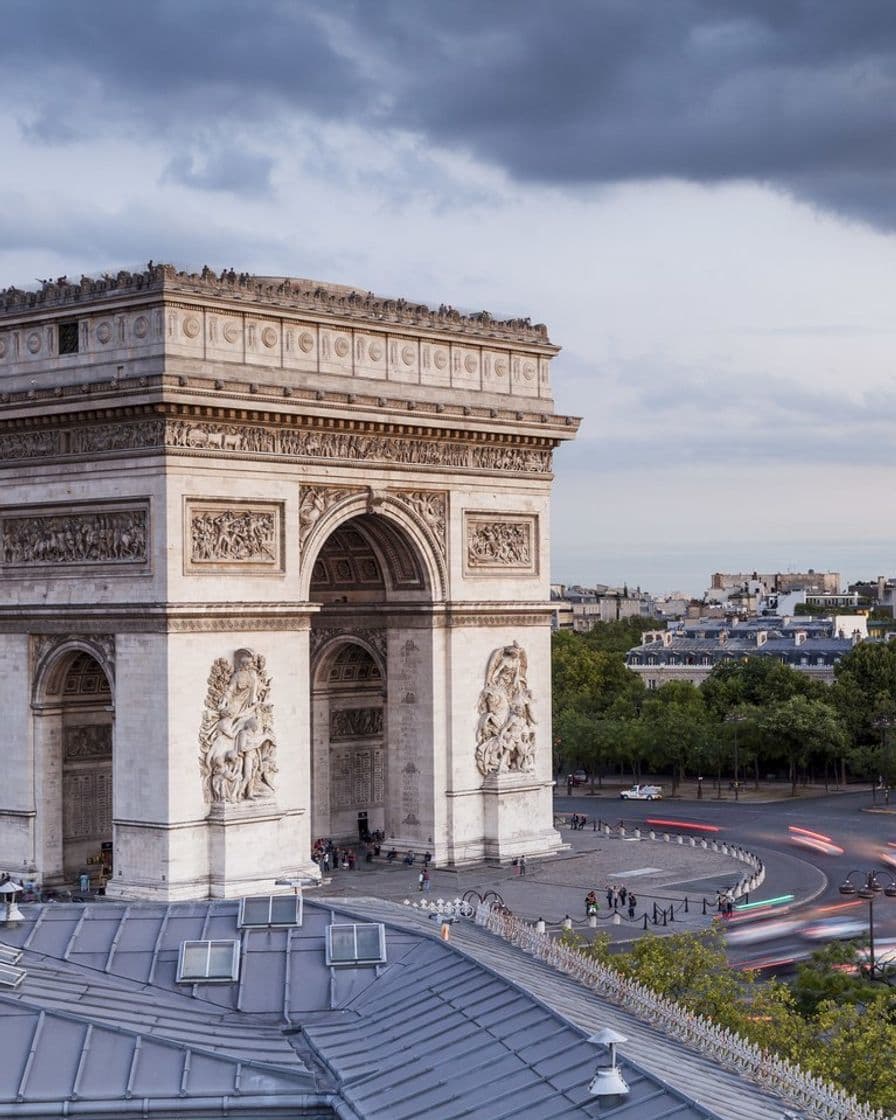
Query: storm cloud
[[4, 1, 896, 225]]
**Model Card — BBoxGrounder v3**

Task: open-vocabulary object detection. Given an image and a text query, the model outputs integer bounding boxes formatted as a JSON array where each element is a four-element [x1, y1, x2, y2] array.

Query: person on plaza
[[619, 885, 627, 906], [347, 849, 356, 870], [387, 848, 397, 863], [423, 851, 432, 865], [404, 850, 415, 866], [418, 869, 425, 891], [725, 892, 734, 918], [605, 885, 613, 908], [585, 890, 598, 917], [627, 892, 637, 920], [422, 867, 431, 892], [518, 855, 526, 877]]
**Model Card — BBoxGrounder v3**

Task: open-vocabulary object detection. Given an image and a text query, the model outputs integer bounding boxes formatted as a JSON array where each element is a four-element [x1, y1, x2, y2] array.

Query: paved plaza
[[310, 808, 819, 941]]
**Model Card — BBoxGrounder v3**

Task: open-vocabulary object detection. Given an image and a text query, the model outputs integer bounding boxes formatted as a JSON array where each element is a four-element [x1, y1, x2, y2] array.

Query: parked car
[[567, 769, 589, 786], [619, 783, 663, 800]]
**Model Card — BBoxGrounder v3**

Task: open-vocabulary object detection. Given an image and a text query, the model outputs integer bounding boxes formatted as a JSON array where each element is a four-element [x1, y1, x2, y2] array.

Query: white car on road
[[619, 784, 663, 800]]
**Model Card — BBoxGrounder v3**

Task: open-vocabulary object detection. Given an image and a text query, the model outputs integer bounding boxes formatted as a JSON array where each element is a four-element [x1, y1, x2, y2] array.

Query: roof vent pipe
[[587, 1027, 630, 1101]]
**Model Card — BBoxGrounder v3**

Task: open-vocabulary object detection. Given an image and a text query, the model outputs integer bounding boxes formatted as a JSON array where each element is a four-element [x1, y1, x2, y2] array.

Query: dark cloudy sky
[[3, 1, 896, 594]]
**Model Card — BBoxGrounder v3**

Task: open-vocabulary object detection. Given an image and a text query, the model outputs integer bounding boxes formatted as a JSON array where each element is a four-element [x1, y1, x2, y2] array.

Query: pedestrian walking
[[519, 855, 526, 877], [585, 890, 598, 917], [418, 870, 425, 891], [422, 867, 431, 892], [627, 893, 637, 920], [619, 885, 627, 906], [725, 893, 734, 918], [605, 885, 613, 908]]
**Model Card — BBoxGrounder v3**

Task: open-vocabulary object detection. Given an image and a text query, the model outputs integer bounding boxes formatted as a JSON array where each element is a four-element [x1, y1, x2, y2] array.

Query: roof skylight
[[239, 894, 302, 928], [325, 923, 386, 966], [176, 939, 241, 983], [0, 962, 26, 989]]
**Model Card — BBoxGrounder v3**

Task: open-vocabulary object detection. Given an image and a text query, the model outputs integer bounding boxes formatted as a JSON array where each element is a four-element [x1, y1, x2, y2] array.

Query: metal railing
[[477, 904, 885, 1120]]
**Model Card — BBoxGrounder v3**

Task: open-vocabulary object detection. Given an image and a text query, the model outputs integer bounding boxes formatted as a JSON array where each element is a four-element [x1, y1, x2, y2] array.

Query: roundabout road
[[559, 788, 896, 967]]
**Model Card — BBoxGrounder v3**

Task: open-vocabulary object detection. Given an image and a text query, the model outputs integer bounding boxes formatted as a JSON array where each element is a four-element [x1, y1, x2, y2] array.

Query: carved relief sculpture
[[299, 486, 355, 546], [475, 641, 537, 777], [392, 490, 447, 558], [466, 515, 535, 573], [199, 649, 278, 804], [330, 707, 384, 739], [189, 506, 278, 564], [2, 508, 147, 565]]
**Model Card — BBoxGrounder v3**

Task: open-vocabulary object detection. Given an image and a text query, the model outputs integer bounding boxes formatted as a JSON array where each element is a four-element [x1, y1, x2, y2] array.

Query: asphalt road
[[561, 787, 896, 969]]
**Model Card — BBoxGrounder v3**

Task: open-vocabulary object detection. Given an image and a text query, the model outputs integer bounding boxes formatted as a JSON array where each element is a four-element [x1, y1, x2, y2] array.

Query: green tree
[[581, 616, 663, 655], [758, 695, 848, 796], [640, 681, 709, 792], [790, 941, 874, 1017], [552, 631, 643, 775]]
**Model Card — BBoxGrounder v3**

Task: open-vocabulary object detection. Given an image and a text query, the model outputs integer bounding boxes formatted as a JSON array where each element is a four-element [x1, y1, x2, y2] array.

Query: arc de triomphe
[[0, 264, 577, 899]]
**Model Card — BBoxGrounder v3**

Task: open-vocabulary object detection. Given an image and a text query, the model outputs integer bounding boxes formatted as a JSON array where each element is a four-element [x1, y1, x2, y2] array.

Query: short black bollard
[[702, 897, 708, 915], [662, 909, 668, 926], [643, 913, 649, 930], [669, 904, 675, 922], [684, 897, 689, 913]]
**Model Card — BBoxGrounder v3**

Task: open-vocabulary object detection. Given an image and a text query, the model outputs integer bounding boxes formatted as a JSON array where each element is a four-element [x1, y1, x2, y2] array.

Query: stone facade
[[0, 264, 577, 899]]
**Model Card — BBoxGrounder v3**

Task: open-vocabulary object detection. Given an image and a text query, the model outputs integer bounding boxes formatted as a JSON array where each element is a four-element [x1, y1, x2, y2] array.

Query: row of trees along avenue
[[553, 618, 896, 795]]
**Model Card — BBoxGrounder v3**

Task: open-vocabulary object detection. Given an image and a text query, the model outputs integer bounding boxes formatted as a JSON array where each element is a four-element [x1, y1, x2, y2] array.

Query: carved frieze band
[[2, 505, 148, 568], [0, 419, 552, 475], [464, 512, 538, 575], [330, 707, 384, 740], [186, 499, 284, 573]]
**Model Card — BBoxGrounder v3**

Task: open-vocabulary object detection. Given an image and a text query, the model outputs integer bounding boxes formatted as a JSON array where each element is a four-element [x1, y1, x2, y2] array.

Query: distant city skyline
[[2, 3, 895, 596], [550, 535, 894, 601]]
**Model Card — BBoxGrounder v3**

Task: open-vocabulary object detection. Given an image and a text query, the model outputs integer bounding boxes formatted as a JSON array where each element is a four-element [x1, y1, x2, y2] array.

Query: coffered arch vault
[[299, 491, 446, 602]]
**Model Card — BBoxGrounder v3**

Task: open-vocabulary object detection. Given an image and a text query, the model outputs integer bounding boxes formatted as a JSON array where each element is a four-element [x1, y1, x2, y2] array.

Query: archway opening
[[35, 650, 114, 885], [311, 641, 385, 842], [308, 511, 435, 847]]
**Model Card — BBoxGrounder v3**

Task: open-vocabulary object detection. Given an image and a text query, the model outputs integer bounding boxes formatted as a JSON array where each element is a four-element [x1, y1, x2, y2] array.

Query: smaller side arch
[[310, 632, 387, 686], [32, 636, 116, 707]]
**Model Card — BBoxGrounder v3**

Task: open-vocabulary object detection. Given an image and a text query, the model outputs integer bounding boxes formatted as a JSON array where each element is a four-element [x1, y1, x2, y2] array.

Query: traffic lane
[[560, 789, 896, 951]]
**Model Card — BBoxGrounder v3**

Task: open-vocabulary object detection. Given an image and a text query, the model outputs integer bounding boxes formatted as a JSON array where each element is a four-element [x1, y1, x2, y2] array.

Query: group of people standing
[[584, 883, 638, 920]]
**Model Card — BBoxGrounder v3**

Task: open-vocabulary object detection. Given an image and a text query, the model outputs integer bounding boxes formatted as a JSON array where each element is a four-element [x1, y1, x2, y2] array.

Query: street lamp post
[[872, 716, 895, 806], [838, 869, 896, 979], [725, 714, 746, 801]]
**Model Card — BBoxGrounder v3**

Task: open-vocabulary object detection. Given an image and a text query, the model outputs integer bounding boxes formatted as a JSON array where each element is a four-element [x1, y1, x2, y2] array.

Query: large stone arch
[[31, 636, 115, 886]]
